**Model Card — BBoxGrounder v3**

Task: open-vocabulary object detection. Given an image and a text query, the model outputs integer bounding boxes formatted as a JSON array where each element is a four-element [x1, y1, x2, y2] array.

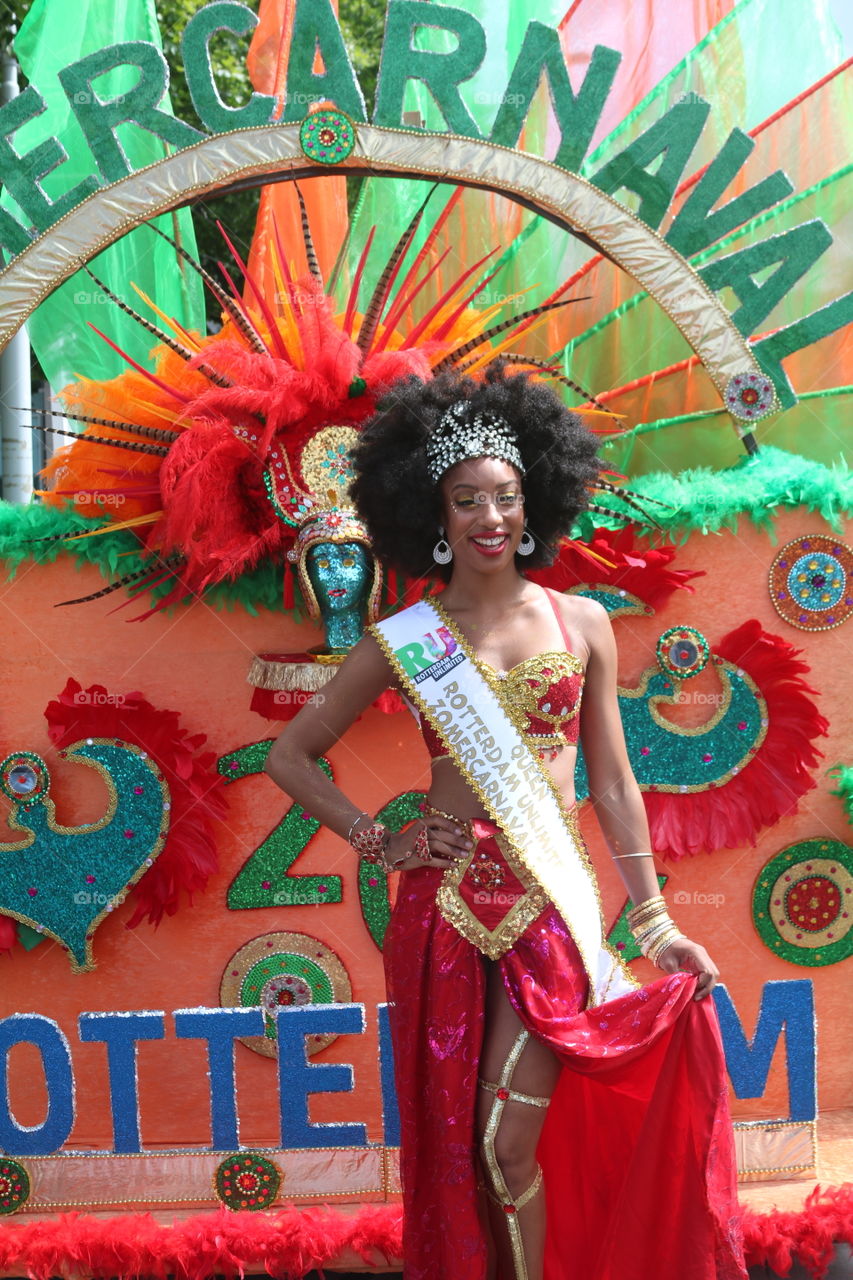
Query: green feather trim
[[828, 765, 853, 829], [579, 446, 853, 540], [2, 445, 850, 614], [0, 502, 286, 615]]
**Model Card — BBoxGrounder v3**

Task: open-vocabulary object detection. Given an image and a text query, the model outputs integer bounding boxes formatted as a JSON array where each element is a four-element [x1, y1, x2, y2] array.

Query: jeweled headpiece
[[276, 425, 383, 622], [425, 401, 525, 484]]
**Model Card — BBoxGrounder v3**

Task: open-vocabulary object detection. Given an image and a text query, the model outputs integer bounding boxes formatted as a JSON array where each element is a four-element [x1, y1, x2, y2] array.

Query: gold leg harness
[[478, 1028, 550, 1280]]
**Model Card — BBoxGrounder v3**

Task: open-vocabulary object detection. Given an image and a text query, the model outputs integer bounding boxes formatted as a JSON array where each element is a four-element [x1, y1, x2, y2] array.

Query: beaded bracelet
[[351, 821, 389, 867], [347, 812, 371, 843]]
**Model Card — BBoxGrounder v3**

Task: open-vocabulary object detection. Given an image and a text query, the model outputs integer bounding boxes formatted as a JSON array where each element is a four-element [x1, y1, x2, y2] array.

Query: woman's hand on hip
[[385, 815, 474, 871]]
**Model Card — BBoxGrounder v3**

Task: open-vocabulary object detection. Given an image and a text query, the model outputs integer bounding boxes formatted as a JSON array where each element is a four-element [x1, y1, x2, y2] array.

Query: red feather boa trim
[[647, 620, 829, 859], [0, 1188, 851, 1279], [42, 678, 227, 930], [529, 525, 702, 608]]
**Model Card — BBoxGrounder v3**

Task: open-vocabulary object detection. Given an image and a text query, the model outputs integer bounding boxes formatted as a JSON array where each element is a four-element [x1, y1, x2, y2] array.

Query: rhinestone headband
[[425, 401, 525, 484]]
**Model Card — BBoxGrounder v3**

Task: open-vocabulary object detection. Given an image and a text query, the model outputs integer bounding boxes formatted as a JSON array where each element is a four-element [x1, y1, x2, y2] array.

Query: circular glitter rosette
[[769, 535, 853, 631], [0, 1158, 31, 1215], [220, 931, 351, 1058], [299, 109, 356, 165], [752, 838, 853, 967], [0, 751, 49, 804], [724, 371, 776, 422], [213, 1152, 282, 1212], [655, 626, 710, 680]]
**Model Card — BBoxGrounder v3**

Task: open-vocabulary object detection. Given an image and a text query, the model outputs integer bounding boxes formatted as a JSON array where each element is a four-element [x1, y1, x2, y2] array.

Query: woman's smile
[[470, 532, 511, 556]]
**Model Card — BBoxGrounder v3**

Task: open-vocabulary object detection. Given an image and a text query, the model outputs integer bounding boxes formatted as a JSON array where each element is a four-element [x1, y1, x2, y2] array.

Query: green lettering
[[699, 220, 833, 337], [667, 128, 793, 257], [0, 206, 31, 258], [0, 87, 98, 234], [752, 291, 853, 409], [182, 2, 274, 132], [283, 0, 366, 123], [58, 42, 203, 183], [490, 27, 620, 173], [592, 100, 710, 231], [375, 0, 485, 136], [395, 642, 432, 676]]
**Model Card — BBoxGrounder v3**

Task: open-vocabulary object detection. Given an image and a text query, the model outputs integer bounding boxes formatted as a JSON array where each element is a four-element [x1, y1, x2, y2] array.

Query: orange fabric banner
[[244, 0, 349, 300]]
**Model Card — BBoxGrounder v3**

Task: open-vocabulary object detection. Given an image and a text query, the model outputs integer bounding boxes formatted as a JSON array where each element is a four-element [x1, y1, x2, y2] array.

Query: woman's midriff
[[424, 746, 579, 821]]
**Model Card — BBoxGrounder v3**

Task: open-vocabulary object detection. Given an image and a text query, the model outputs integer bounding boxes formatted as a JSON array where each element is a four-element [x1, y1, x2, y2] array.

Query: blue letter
[[78, 1012, 165, 1154], [276, 1004, 367, 1148], [714, 980, 816, 1121], [0, 1014, 74, 1155], [174, 1008, 264, 1150], [377, 1003, 400, 1146]]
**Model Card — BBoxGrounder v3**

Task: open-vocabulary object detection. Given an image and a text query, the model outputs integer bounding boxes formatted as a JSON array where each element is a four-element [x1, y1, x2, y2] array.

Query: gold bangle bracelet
[[627, 893, 667, 917]]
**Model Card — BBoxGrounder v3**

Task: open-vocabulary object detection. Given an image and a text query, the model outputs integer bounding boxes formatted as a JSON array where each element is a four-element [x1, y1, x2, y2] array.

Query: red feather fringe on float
[[0, 1189, 851, 1279], [647, 620, 829, 859], [530, 525, 703, 609], [42, 678, 227, 930], [741, 1184, 853, 1280]]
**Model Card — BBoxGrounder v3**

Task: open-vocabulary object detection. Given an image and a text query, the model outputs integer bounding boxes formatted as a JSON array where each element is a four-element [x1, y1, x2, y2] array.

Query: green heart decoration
[[0, 740, 169, 972]]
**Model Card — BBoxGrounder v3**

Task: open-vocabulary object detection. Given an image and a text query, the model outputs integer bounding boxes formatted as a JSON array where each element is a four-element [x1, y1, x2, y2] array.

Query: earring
[[517, 528, 535, 556], [433, 528, 453, 565]]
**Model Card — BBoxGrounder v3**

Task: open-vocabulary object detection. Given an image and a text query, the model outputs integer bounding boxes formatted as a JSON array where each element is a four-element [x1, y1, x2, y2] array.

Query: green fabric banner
[[2, 0, 204, 394]]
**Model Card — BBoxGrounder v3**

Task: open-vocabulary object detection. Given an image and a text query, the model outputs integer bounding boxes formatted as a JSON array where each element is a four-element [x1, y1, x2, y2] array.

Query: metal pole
[[0, 47, 33, 505]]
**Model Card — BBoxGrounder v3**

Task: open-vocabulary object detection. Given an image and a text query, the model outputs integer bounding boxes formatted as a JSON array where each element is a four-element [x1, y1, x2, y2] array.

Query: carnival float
[[0, 0, 850, 1274]]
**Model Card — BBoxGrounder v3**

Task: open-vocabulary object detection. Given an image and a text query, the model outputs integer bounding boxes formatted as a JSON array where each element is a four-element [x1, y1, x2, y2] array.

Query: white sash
[[373, 598, 638, 1007]]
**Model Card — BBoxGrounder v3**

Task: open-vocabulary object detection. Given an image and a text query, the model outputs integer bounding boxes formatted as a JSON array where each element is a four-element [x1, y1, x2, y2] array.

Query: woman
[[264, 368, 747, 1280]]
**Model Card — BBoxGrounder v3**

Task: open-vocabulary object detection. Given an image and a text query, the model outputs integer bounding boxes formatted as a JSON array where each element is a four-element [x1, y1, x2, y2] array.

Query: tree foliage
[[1, 0, 387, 328]]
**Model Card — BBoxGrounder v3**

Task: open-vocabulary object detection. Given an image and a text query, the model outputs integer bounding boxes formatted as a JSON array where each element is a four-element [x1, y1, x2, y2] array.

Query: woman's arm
[[263, 632, 393, 841], [263, 631, 469, 868], [578, 600, 719, 998]]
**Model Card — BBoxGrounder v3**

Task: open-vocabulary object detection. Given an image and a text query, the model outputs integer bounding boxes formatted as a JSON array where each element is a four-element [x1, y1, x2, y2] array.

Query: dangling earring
[[517, 527, 535, 556], [433, 527, 453, 565]]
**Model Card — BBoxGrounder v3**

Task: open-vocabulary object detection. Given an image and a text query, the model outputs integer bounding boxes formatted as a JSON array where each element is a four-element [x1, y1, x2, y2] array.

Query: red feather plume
[[647, 620, 829, 858], [43, 678, 227, 929]]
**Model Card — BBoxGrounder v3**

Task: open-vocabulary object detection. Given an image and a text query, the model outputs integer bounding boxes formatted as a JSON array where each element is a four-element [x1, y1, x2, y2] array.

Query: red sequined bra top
[[419, 590, 585, 759]]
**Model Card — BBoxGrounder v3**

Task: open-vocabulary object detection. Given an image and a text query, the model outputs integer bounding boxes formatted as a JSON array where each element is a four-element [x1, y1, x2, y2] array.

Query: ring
[[413, 826, 431, 862]]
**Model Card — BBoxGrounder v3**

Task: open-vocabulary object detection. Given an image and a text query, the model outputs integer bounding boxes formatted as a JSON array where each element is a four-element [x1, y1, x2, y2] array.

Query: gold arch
[[0, 122, 759, 409]]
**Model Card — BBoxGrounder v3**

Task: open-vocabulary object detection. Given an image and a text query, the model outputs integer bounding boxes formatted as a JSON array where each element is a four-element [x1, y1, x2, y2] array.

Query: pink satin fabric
[[383, 820, 747, 1280]]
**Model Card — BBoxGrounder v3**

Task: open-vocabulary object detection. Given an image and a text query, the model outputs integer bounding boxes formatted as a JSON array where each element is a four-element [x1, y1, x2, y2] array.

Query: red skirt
[[383, 819, 747, 1280]]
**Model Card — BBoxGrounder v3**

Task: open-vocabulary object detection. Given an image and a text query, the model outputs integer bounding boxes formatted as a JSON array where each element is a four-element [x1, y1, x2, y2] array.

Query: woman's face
[[440, 456, 526, 572]]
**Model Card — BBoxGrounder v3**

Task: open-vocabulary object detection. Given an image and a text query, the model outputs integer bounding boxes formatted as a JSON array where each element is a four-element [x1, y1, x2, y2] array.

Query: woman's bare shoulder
[[549, 590, 611, 661]]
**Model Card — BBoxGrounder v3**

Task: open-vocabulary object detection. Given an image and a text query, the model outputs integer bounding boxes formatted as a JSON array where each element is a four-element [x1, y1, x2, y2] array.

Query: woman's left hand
[[655, 936, 719, 1000]]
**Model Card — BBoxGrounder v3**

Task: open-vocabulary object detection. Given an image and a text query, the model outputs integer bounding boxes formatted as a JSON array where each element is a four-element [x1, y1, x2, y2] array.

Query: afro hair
[[349, 365, 601, 582]]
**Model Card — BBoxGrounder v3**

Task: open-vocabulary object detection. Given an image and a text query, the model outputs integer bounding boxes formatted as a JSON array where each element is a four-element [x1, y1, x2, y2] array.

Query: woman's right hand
[[385, 814, 474, 871]]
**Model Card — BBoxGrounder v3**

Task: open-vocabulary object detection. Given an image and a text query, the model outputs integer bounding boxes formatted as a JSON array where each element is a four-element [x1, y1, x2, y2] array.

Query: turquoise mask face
[[306, 542, 371, 616]]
